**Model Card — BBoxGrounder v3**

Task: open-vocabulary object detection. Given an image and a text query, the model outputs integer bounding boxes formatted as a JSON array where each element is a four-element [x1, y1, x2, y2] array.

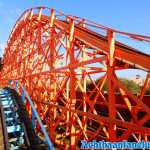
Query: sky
[[0, 0, 149, 78]]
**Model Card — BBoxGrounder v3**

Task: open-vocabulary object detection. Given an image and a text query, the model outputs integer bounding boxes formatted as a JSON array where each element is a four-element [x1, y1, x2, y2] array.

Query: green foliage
[[145, 85, 150, 95], [119, 78, 140, 94], [87, 77, 150, 95]]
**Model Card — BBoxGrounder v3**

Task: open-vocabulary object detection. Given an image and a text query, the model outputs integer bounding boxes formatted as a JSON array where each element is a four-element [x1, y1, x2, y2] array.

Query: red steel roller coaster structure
[[0, 7, 150, 149]]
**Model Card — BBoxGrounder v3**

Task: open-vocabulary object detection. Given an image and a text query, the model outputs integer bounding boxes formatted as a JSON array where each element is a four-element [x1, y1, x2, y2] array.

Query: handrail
[[9, 80, 55, 150]]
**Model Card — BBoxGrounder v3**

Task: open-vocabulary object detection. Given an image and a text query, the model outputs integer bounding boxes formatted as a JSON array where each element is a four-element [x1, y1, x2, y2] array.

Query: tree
[[86, 77, 150, 95], [120, 78, 140, 94]]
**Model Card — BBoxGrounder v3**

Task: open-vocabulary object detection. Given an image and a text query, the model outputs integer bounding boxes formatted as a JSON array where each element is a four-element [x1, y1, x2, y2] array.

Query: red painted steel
[[0, 7, 150, 149]]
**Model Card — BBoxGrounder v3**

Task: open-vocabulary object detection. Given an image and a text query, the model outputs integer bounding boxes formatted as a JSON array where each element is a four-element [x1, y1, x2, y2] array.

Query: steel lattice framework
[[0, 7, 150, 149]]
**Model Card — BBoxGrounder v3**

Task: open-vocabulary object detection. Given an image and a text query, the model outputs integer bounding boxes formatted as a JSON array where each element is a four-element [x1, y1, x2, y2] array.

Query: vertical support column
[[66, 56, 70, 126], [107, 30, 116, 141], [78, 20, 87, 137], [66, 20, 70, 132], [82, 44, 87, 136], [68, 18, 76, 150], [49, 9, 57, 120]]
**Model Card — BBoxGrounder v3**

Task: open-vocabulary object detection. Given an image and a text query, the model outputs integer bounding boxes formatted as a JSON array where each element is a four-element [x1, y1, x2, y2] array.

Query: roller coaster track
[[0, 7, 150, 149], [0, 85, 54, 150]]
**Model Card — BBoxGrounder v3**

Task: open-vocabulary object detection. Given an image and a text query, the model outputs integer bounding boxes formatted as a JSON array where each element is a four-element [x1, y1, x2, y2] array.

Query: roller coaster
[[0, 7, 150, 149]]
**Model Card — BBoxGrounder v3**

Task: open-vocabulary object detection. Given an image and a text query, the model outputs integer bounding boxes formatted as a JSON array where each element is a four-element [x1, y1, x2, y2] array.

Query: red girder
[[0, 7, 150, 149]]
